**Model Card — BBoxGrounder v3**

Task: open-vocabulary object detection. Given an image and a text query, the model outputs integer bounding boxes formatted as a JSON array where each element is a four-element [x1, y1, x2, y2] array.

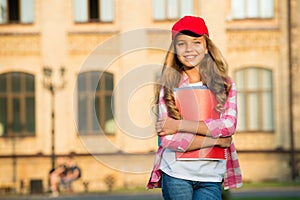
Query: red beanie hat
[[172, 16, 209, 40]]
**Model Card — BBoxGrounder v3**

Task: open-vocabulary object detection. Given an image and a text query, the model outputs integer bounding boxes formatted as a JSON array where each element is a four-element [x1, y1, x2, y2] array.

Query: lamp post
[[43, 66, 66, 170], [287, 0, 296, 180]]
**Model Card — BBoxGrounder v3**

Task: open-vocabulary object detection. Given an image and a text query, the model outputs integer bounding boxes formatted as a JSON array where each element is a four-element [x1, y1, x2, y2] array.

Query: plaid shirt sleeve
[[205, 81, 243, 189], [204, 82, 238, 138]]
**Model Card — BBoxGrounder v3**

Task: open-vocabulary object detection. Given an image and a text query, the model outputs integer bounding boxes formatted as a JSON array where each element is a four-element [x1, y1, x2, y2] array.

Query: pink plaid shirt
[[147, 74, 242, 190]]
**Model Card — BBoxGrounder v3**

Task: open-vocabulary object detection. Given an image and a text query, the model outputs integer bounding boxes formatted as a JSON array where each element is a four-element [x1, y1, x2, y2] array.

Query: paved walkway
[[0, 193, 163, 200], [231, 186, 300, 198], [1, 187, 300, 200]]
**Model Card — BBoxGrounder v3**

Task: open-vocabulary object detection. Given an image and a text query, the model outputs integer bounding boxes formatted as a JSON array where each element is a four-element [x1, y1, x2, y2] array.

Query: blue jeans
[[161, 172, 222, 200]]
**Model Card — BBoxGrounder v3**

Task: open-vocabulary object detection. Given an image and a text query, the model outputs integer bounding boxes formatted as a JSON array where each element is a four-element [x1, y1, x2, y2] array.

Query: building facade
[[0, 0, 299, 193]]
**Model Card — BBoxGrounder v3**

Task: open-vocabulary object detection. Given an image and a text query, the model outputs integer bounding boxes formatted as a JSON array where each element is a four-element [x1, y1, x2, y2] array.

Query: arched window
[[77, 71, 114, 135], [0, 72, 35, 136], [235, 67, 274, 132]]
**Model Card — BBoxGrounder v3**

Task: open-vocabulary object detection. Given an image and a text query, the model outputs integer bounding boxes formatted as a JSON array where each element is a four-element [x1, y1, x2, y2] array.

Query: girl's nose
[[185, 42, 193, 52]]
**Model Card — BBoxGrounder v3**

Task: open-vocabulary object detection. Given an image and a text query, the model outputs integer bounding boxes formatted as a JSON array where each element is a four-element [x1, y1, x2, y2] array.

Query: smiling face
[[175, 34, 208, 70]]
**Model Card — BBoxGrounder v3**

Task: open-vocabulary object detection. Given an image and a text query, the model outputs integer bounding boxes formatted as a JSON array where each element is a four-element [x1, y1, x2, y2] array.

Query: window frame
[[152, 0, 194, 21], [73, 0, 114, 23], [0, 72, 36, 137], [0, 0, 34, 24], [230, 0, 274, 20], [77, 71, 115, 135], [235, 67, 274, 133]]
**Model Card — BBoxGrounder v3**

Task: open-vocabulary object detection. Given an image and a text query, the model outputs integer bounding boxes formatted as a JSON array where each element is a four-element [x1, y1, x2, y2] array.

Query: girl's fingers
[[155, 122, 162, 133], [158, 131, 166, 136]]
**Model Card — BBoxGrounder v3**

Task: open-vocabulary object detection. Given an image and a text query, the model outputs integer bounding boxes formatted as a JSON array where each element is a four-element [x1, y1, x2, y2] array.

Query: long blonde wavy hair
[[155, 34, 231, 120]]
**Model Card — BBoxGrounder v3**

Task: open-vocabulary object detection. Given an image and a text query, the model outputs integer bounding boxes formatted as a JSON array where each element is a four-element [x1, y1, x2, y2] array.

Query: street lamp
[[42, 66, 66, 170]]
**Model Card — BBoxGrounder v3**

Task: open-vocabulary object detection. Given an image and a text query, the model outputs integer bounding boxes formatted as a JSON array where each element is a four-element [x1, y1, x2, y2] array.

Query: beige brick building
[[0, 0, 299, 194]]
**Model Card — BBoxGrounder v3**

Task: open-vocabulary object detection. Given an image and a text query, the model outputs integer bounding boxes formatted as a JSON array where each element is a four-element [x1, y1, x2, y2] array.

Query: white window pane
[[231, 0, 245, 19], [20, 0, 34, 23], [235, 70, 245, 90], [260, 0, 274, 18], [153, 0, 165, 20], [247, 0, 258, 18], [262, 92, 274, 131], [100, 0, 114, 22], [0, 0, 7, 24], [74, 0, 88, 22], [237, 93, 246, 131], [180, 0, 193, 17], [261, 69, 272, 90], [167, 0, 178, 19], [247, 68, 259, 90], [248, 93, 259, 130]]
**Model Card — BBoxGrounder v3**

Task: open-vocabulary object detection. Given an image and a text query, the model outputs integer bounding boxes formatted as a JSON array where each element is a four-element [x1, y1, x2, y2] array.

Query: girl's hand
[[217, 137, 232, 148], [156, 117, 180, 136]]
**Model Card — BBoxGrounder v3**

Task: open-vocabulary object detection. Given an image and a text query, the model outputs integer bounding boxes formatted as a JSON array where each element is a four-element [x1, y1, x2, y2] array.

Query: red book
[[174, 86, 226, 160]]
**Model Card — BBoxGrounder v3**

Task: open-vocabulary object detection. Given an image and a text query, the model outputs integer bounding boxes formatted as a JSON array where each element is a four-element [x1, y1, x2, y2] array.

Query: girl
[[147, 16, 242, 200]]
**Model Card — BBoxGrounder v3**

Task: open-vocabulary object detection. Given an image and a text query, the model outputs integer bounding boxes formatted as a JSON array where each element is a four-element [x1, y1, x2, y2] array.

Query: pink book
[[174, 86, 226, 160]]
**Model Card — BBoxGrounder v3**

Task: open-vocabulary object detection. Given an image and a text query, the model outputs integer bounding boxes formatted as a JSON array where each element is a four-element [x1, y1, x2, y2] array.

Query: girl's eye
[[177, 42, 185, 46]]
